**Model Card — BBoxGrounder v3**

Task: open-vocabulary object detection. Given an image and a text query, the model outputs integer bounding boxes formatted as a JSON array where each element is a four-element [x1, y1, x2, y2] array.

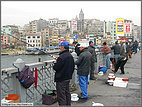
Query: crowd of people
[[53, 40, 140, 106]]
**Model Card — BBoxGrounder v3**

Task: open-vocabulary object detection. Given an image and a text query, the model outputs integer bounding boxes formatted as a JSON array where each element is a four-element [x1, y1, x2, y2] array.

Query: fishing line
[[2, 30, 57, 58]]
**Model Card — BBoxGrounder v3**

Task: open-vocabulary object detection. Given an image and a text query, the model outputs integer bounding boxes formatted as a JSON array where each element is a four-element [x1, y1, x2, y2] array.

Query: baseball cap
[[58, 41, 69, 47], [89, 41, 93, 45]]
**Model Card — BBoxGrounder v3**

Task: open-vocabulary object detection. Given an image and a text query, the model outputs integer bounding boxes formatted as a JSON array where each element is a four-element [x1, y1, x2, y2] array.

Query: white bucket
[[71, 93, 79, 101]]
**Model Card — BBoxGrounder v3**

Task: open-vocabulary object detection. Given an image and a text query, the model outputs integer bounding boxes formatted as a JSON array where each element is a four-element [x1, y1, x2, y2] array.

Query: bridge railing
[[1, 51, 106, 105]]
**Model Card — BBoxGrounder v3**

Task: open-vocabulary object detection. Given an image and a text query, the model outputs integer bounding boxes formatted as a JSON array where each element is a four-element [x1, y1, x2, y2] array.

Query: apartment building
[[26, 33, 41, 49], [2, 25, 19, 46], [51, 29, 60, 46], [29, 18, 48, 33], [87, 19, 104, 38], [41, 27, 52, 47]]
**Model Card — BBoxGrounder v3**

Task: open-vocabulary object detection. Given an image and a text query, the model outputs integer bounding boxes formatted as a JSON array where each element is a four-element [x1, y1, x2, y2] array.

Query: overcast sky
[[1, 1, 141, 27]]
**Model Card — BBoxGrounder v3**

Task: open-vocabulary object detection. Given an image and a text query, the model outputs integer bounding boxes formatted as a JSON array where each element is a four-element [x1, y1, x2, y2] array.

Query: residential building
[[48, 18, 58, 27], [137, 26, 141, 42], [41, 26, 52, 47], [51, 29, 60, 46], [29, 18, 48, 33], [111, 21, 117, 44], [133, 25, 138, 41], [87, 19, 104, 38], [1, 25, 19, 47], [26, 33, 42, 49]]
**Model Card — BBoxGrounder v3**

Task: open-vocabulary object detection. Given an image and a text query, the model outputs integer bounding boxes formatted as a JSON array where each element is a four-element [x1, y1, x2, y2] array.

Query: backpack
[[18, 65, 35, 89]]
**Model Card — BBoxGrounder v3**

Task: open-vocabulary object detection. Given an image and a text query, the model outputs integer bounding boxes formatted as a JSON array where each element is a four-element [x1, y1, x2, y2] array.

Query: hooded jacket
[[88, 46, 97, 63], [75, 48, 92, 76]]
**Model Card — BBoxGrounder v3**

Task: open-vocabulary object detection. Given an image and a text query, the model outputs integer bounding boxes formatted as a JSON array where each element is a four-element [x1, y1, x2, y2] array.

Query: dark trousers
[[115, 59, 127, 74], [56, 80, 71, 105], [90, 62, 95, 79]]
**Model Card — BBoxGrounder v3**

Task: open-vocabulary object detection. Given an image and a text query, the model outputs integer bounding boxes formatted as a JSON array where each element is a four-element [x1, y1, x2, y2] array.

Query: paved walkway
[[42, 51, 141, 106]]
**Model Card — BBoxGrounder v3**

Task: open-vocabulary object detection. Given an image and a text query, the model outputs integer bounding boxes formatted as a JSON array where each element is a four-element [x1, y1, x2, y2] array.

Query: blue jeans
[[106, 53, 111, 69], [79, 75, 88, 98], [134, 48, 137, 54]]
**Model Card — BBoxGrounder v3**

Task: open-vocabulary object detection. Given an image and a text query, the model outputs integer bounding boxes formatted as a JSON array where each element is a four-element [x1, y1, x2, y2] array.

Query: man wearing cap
[[72, 41, 81, 56], [53, 41, 75, 105], [88, 41, 97, 80], [75, 43, 92, 99]]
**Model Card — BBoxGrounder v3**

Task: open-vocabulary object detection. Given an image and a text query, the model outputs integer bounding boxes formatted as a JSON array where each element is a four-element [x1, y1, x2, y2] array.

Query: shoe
[[79, 96, 88, 99], [90, 78, 95, 80], [120, 73, 125, 74], [90, 77, 97, 80], [80, 92, 82, 96]]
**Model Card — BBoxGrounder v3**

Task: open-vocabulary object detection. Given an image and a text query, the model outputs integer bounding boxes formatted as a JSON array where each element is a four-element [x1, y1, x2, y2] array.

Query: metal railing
[[1, 51, 106, 105]]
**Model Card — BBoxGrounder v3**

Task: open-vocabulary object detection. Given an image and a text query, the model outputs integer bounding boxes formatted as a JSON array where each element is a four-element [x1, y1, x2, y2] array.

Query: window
[[30, 40, 32, 42], [33, 36, 35, 38], [33, 44, 35, 46], [37, 36, 40, 38], [28, 36, 31, 38], [38, 40, 40, 42], [39, 44, 40, 46], [33, 40, 35, 42]]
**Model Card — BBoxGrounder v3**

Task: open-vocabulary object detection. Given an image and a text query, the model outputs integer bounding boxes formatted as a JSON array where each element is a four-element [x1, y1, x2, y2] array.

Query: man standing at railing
[[75, 44, 92, 99], [101, 42, 111, 69], [88, 41, 97, 80], [72, 41, 81, 56], [53, 41, 75, 106]]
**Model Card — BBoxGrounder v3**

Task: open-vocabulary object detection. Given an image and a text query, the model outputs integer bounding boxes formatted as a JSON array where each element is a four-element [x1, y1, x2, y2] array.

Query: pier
[[1, 50, 141, 106]]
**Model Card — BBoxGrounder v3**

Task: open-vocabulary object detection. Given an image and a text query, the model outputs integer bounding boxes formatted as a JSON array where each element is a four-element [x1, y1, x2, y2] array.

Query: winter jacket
[[120, 45, 126, 57], [53, 50, 75, 82], [88, 46, 97, 63], [111, 44, 121, 55], [75, 48, 92, 76], [75, 43, 81, 56]]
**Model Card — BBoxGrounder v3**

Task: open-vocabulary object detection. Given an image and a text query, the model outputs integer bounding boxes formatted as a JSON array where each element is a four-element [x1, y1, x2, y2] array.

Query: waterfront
[[1, 54, 58, 69]]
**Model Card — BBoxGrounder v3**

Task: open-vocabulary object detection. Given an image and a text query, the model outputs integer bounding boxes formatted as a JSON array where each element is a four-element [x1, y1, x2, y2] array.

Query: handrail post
[[9, 72, 27, 103]]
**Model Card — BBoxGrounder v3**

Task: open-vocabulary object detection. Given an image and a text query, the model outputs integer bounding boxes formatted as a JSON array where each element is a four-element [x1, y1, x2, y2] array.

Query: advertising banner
[[125, 23, 132, 33], [116, 18, 124, 34], [125, 24, 130, 32]]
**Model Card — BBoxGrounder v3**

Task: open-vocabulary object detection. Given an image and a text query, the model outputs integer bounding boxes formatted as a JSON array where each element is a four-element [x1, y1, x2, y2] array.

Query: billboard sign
[[125, 23, 132, 33], [116, 18, 124, 34]]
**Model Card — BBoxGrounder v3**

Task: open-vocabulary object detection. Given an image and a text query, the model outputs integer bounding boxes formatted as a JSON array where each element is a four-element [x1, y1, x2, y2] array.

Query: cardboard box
[[113, 80, 128, 88]]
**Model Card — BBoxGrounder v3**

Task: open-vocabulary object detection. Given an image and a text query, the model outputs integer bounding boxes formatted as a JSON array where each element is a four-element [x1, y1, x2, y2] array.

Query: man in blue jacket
[[53, 41, 75, 105]]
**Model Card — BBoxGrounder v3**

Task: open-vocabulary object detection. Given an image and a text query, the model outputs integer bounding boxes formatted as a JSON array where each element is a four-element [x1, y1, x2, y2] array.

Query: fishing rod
[[1, 31, 58, 58]]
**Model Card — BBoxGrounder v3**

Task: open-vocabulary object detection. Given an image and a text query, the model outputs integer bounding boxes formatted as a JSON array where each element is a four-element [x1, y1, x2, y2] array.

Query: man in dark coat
[[111, 41, 121, 68], [88, 41, 97, 80], [75, 44, 92, 99], [73, 41, 81, 56], [53, 41, 75, 105]]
